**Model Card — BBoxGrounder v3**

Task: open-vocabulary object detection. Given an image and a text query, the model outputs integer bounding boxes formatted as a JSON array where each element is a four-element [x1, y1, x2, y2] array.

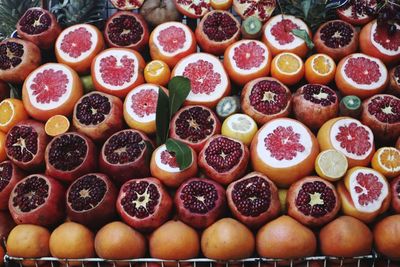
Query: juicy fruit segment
[[233, 0, 276, 23], [371, 147, 400, 179], [0, 99, 28, 134], [144, 60, 171, 86], [336, 0, 377, 25], [221, 113, 258, 146], [315, 149, 348, 181], [305, 53, 336, 85], [110, 0, 144, 10], [271, 52, 304, 86], [45, 115, 70, 137], [174, 0, 211, 19]]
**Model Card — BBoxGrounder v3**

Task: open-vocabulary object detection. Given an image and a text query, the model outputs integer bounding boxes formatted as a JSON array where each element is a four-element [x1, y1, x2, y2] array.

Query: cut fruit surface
[[0, 99, 28, 134], [336, 0, 377, 26], [305, 53, 336, 85], [144, 60, 171, 87], [45, 115, 70, 137], [110, 0, 144, 10], [174, 0, 211, 18], [271, 52, 304, 86], [211, 0, 232, 10], [372, 147, 400, 179], [315, 149, 348, 182], [221, 113, 258, 146], [233, 0, 276, 23]]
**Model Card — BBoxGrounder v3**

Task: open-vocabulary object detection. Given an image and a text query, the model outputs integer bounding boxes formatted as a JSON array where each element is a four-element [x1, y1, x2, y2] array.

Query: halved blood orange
[[149, 22, 197, 68], [371, 147, 400, 179], [262, 14, 311, 58], [251, 118, 319, 188], [271, 52, 304, 86], [335, 53, 389, 99], [223, 40, 271, 86], [171, 52, 231, 108], [22, 63, 83, 121], [305, 53, 336, 85], [55, 24, 104, 74], [317, 117, 375, 168], [0, 98, 28, 133], [91, 48, 145, 98]]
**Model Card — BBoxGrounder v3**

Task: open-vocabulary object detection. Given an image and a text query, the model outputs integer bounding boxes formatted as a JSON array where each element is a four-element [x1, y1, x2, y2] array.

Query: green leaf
[[325, 0, 349, 9], [168, 76, 191, 119], [301, 0, 311, 19], [156, 87, 170, 146], [292, 29, 315, 50], [165, 138, 192, 170]]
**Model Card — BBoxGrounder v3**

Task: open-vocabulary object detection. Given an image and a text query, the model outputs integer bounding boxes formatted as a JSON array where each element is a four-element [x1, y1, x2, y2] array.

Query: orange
[[305, 53, 336, 85], [271, 52, 304, 86], [144, 60, 171, 87], [45, 115, 70, 137], [0, 132, 6, 162], [0, 98, 29, 133], [211, 0, 233, 10], [371, 147, 400, 179]]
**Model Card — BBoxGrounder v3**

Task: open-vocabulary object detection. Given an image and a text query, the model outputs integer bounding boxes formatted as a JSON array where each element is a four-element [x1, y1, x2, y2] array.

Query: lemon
[[315, 149, 348, 181], [221, 113, 258, 146]]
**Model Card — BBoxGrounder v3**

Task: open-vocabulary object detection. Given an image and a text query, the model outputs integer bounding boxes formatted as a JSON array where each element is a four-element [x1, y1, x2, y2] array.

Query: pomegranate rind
[[233, 0, 276, 23], [336, 0, 376, 26], [251, 118, 319, 188], [110, 0, 144, 10], [389, 66, 400, 96], [174, 0, 211, 19], [91, 48, 145, 98], [390, 176, 400, 213], [0, 161, 25, 210]]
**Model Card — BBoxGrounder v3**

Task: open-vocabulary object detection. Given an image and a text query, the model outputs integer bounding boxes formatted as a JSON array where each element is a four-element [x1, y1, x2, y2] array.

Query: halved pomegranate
[[287, 176, 340, 227], [9, 174, 65, 227], [171, 53, 231, 108], [110, 0, 144, 10], [388, 65, 400, 96], [169, 105, 221, 153], [233, 0, 276, 23], [0, 161, 24, 210], [337, 167, 390, 223], [391, 176, 400, 213], [0, 81, 10, 102], [226, 171, 280, 229], [5, 120, 50, 171], [45, 132, 97, 183], [104, 11, 149, 51], [241, 77, 292, 125], [292, 84, 339, 130], [174, 0, 211, 19], [198, 135, 249, 185], [336, 0, 377, 26], [195, 10, 240, 56], [66, 173, 117, 229], [17, 7, 61, 49], [361, 94, 400, 143], [116, 177, 172, 232], [99, 129, 153, 186], [0, 38, 41, 84], [175, 177, 226, 229], [73, 91, 123, 142]]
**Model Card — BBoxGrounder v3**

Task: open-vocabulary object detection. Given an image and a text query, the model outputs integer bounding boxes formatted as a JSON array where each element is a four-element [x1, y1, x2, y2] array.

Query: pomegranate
[[241, 77, 292, 125], [0, 81, 10, 102], [174, 178, 226, 229], [73, 91, 124, 143], [374, 214, 400, 260], [99, 129, 153, 186], [9, 174, 65, 227], [140, 0, 182, 27], [110, 0, 144, 10], [104, 11, 149, 51], [287, 176, 340, 227], [198, 135, 249, 185], [389, 65, 400, 96], [0, 38, 41, 84], [361, 94, 400, 143], [397, 136, 400, 150], [391, 176, 400, 213], [173, 0, 211, 19], [5, 120, 50, 171], [169, 105, 221, 153], [233, 0, 276, 23], [66, 173, 117, 229], [0, 211, 16, 239], [16, 7, 61, 49], [0, 161, 24, 210], [116, 177, 172, 232], [195, 10, 240, 56], [336, 0, 377, 26], [313, 20, 359, 62], [292, 84, 339, 130], [45, 132, 97, 183], [226, 171, 280, 229]]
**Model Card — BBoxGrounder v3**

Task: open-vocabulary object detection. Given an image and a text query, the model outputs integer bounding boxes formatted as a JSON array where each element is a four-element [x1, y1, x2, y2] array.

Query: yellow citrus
[[221, 113, 258, 146], [211, 0, 233, 10], [315, 149, 348, 182], [372, 147, 400, 179], [144, 60, 171, 87], [271, 52, 304, 86], [305, 53, 336, 85], [45, 115, 70, 137]]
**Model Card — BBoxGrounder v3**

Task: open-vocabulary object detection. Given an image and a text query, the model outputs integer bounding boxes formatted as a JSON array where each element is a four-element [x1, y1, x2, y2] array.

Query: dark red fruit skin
[[391, 176, 400, 214], [195, 10, 241, 56], [17, 7, 62, 49], [45, 132, 97, 183], [0, 38, 41, 84], [0, 161, 25, 210], [388, 66, 400, 97], [174, 177, 226, 229], [8, 174, 66, 227], [336, 1, 375, 26], [104, 11, 149, 51], [116, 177, 172, 232], [5, 120, 50, 171], [287, 176, 340, 227], [66, 173, 117, 229], [292, 84, 339, 130], [226, 172, 280, 229], [0, 211, 16, 239], [73, 92, 124, 143], [397, 136, 400, 150], [0, 81, 10, 101]]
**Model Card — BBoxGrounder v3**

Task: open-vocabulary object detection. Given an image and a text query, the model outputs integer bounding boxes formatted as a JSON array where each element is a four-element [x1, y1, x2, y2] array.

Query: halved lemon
[[45, 115, 70, 137], [372, 147, 400, 179], [315, 149, 348, 181], [305, 53, 336, 85], [144, 60, 171, 87], [271, 52, 304, 86], [221, 113, 258, 146]]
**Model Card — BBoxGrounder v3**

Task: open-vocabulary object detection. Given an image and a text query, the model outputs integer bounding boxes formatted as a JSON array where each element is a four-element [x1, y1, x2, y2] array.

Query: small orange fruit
[[45, 115, 70, 137], [0, 98, 29, 133], [305, 53, 336, 85], [144, 60, 171, 87], [211, 0, 233, 10], [371, 147, 400, 179], [271, 52, 304, 86], [0, 132, 7, 162]]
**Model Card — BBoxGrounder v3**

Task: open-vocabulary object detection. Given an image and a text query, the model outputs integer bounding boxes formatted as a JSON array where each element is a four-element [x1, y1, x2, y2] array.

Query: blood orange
[[224, 40, 271, 86], [55, 24, 104, 74], [171, 53, 231, 108], [174, 0, 211, 19], [91, 48, 145, 98], [22, 63, 83, 121], [149, 22, 196, 68]]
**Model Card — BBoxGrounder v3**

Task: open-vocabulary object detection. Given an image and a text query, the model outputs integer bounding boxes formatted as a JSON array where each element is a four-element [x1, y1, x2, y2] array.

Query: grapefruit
[[374, 214, 400, 260]]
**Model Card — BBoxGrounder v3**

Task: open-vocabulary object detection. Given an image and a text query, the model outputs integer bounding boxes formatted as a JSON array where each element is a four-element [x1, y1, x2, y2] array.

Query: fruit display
[[0, 0, 399, 266]]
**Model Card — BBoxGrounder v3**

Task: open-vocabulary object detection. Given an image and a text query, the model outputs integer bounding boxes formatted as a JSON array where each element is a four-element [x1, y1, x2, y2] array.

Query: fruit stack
[[0, 0, 399, 266]]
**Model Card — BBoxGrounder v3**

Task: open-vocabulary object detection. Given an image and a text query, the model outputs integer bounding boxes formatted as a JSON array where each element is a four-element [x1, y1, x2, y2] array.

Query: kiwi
[[339, 95, 362, 118], [216, 96, 240, 119], [241, 16, 263, 39]]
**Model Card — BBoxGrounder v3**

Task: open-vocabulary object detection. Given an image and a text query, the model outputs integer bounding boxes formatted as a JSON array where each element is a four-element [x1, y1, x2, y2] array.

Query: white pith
[[25, 63, 73, 111], [227, 40, 269, 75], [55, 24, 99, 63], [274, 52, 303, 75], [330, 118, 374, 160], [0, 100, 14, 126], [348, 168, 388, 213], [255, 118, 313, 168], [378, 148, 400, 172], [311, 54, 334, 76], [226, 113, 256, 134], [370, 21, 400, 56], [263, 14, 308, 50], [179, 0, 210, 13], [340, 53, 388, 90], [124, 84, 158, 123], [93, 49, 139, 91], [340, 5, 368, 19], [172, 53, 229, 102], [152, 22, 193, 57], [234, 0, 274, 20], [154, 144, 191, 173]]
